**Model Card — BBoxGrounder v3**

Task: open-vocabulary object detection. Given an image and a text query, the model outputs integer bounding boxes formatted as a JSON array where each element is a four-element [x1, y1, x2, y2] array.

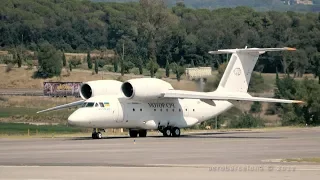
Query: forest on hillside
[[93, 0, 320, 12], [1, 0, 320, 76]]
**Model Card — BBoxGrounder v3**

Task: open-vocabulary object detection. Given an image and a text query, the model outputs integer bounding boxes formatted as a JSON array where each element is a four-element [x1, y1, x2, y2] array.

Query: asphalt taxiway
[[0, 127, 320, 179]]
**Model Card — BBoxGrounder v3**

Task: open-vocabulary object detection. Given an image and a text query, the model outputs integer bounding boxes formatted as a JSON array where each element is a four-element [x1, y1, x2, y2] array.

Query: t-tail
[[163, 47, 303, 104], [209, 47, 297, 93]]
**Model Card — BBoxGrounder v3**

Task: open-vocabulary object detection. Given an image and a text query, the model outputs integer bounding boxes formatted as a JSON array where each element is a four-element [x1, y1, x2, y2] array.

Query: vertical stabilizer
[[209, 47, 296, 93]]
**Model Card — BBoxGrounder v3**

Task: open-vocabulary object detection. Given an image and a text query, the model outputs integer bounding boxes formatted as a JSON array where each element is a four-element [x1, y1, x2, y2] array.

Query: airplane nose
[[67, 109, 91, 127], [67, 113, 77, 126]]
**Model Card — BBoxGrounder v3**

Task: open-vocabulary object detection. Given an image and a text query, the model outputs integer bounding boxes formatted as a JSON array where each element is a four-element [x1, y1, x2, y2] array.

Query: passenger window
[[133, 108, 135, 111], [86, 102, 94, 107], [99, 103, 104, 107], [140, 108, 142, 111]]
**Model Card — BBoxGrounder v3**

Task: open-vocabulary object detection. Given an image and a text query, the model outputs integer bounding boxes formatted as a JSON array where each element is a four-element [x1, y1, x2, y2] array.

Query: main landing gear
[[129, 129, 147, 137], [160, 127, 181, 137], [92, 128, 104, 139]]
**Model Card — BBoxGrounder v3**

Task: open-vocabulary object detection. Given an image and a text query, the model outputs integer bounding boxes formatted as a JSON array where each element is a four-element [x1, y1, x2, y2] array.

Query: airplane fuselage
[[67, 95, 233, 130]]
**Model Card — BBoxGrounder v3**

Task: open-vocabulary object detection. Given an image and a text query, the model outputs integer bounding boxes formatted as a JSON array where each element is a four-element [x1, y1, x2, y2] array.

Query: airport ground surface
[[0, 127, 320, 179]]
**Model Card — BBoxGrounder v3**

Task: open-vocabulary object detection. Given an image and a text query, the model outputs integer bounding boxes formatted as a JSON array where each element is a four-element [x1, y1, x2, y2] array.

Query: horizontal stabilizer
[[209, 47, 296, 54], [37, 100, 85, 113], [162, 90, 304, 104]]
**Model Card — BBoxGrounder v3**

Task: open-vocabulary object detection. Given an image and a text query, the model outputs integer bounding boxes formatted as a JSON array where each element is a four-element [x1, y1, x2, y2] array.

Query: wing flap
[[162, 90, 304, 104], [37, 100, 85, 113]]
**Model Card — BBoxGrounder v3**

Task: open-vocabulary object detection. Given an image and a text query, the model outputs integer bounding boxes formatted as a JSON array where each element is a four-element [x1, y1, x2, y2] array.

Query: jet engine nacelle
[[80, 80, 123, 99], [121, 78, 173, 99]]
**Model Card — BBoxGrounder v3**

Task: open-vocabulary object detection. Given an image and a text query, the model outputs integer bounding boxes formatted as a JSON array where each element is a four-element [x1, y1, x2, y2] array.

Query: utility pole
[[121, 43, 125, 76], [122, 43, 124, 61]]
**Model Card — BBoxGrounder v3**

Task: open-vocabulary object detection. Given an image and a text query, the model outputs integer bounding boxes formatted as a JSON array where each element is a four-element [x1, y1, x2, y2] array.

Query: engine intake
[[121, 78, 173, 99], [80, 83, 92, 99], [80, 80, 123, 99], [122, 82, 134, 98]]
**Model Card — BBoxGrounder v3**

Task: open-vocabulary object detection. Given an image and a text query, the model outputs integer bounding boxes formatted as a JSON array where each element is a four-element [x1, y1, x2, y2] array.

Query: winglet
[[284, 47, 297, 51], [293, 100, 305, 104]]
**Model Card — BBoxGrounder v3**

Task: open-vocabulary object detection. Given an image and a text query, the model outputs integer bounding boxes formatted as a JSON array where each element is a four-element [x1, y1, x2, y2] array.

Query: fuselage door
[[115, 100, 123, 123]]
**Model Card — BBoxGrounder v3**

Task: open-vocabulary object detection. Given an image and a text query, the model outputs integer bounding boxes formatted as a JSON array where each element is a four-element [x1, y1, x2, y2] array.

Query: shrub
[[106, 66, 113, 72], [5, 64, 13, 73], [34, 42, 62, 78], [97, 59, 107, 68], [228, 113, 265, 128], [70, 58, 82, 67], [250, 102, 262, 113]]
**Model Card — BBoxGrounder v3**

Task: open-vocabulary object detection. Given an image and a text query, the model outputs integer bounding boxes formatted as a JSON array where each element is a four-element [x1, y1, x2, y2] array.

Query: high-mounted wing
[[161, 90, 304, 104], [209, 47, 296, 54], [37, 100, 85, 113]]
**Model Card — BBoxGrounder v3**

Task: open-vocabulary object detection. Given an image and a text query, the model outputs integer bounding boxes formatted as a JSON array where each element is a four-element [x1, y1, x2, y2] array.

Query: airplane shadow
[[67, 131, 283, 141]]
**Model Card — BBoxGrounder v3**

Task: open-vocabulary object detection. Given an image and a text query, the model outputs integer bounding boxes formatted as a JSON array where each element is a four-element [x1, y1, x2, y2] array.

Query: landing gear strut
[[92, 128, 103, 139], [160, 127, 181, 137], [129, 129, 147, 137], [129, 129, 138, 137]]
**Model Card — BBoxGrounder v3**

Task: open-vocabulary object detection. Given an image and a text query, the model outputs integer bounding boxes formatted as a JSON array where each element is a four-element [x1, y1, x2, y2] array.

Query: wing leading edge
[[161, 90, 304, 104], [36, 100, 85, 113]]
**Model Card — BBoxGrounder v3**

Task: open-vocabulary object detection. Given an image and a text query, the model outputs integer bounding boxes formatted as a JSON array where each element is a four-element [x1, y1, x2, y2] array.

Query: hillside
[[1, 0, 320, 77], [92, 0, 320, 12], [0, 65, 198, 91]]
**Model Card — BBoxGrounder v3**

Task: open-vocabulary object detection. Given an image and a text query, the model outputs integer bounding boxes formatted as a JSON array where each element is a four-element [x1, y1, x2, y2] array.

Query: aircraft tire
[[171, 127, 181, 137], [129, 130, 138, 137], [97, 132, 102, 139], [138, 130, 147, 137], [163, 127, 172, 137], [92, 132, 97, 139]]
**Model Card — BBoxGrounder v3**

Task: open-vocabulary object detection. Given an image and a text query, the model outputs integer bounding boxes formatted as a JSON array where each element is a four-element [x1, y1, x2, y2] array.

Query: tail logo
[[233, 68, 241, 76]]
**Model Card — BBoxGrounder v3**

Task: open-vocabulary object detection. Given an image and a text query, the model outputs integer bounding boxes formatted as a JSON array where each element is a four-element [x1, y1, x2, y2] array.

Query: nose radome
[[67, 113, 77, 126]]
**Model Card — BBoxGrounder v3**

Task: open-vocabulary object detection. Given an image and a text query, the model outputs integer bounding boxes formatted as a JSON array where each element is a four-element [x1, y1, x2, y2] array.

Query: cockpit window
[[86, 102, 95, 107], [94, 103, 99, 107], [99, 102, 104, 107], [81, 102, 87, 107]]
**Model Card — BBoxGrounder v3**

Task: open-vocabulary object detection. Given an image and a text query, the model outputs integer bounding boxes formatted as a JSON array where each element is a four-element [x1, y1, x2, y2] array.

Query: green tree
[[94, 59, 98, 74], [190, 59, 195, 67], [34, 42, 62, 78], [175, 65, 185, 82], [311, 52, 320, 84], [16, 51, 22, 68], [113, 60, 118, 72], [62, 51, 66, 67], [124, 61, 135, 73], [87, 51, 92, 69], [137, 58, 143, 75], [165, 59, 170, 77], [147, 58, 159, 77], [69, 61, 72, 72], [250, 102, 262, 113]]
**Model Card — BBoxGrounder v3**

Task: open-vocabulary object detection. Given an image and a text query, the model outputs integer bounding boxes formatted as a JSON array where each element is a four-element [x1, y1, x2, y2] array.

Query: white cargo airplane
[[38, 47, 303, 139]]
